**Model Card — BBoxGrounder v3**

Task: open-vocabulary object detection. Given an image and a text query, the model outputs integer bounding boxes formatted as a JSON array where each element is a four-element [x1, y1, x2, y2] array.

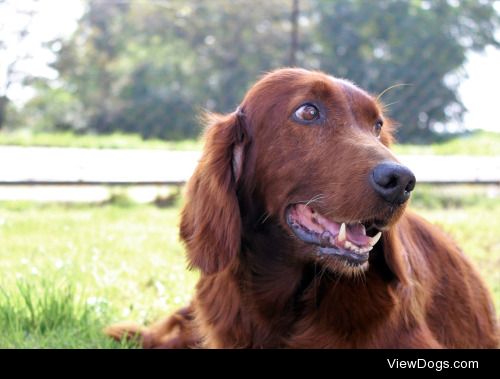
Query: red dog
[[107, 68, 498, 348]]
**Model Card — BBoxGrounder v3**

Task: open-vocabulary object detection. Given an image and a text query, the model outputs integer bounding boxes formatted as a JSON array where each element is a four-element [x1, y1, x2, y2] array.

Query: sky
[[0, 0, 84, 99], [1, 0, 499, 133], [460, 46, 500, 132]]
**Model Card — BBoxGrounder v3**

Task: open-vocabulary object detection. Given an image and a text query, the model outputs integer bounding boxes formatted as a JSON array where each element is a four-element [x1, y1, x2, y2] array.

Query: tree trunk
[[0, 95, 8, 130]]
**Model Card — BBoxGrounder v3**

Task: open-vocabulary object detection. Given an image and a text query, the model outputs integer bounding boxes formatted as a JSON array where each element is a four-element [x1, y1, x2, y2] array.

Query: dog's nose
[[370, 162, 416, 205]]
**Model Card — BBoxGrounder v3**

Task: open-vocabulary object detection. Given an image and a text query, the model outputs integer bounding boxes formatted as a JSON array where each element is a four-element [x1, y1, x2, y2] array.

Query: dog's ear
[[180, 110, 250, 274]]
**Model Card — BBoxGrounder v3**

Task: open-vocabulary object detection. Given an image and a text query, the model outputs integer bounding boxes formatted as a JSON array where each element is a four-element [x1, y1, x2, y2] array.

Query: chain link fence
[[1, 0, 499, 142]]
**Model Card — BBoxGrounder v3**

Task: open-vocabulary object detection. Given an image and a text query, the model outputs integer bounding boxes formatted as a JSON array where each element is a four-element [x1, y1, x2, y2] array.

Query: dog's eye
[[374, 119, 383, 137], [294, 104, 320, 122]]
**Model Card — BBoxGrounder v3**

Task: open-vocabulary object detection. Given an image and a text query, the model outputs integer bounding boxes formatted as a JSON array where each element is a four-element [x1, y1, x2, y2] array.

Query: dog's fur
[[106, 68, 498, 348]]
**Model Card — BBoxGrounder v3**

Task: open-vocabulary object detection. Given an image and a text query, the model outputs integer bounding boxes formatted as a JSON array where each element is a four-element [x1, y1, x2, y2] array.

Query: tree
[[46, 0, 292, 139], [49, 0, 131, 134], [24, 0, 499, 142], [311, 0, 499, 142], [0, 0, 39, 129]]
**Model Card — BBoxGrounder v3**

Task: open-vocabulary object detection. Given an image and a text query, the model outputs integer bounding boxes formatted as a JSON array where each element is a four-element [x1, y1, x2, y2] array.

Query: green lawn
[[392, 130, 500, 156], [0, 200, 198, 348], [0, 189, 498, 348], [0, 130, 202, 150], [410, 186, 500, 314], [1, 129, 499, 155]]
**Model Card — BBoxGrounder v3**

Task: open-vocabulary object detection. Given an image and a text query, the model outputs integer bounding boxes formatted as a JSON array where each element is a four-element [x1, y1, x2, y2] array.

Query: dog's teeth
[[338, 222, 347, 242], [368, 232, 382, 247], [344, 240, 354, 250], [360, 246, 373, 253]]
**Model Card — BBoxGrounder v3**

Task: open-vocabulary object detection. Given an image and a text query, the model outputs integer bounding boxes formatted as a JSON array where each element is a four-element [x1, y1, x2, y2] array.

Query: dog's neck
[[236, 217, 399, 336]]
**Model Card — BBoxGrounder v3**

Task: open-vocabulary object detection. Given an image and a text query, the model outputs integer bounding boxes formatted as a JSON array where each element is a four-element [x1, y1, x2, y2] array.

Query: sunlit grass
[[0, 187, 498, 347], [393, 130, 500, 156], [0, 280, 136, 348], [410, 185, 500, 312], [1, 129, 499, 155], [0, 200, 198, 348], [0, 130, 202, 150]]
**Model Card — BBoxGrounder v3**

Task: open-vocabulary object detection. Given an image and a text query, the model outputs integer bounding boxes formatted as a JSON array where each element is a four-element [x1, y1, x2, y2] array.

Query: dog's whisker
[[379, 100, 400, 109], [258, 212, 271, 224], [376, 82, 412, 101], [304, 194, 325, 207]]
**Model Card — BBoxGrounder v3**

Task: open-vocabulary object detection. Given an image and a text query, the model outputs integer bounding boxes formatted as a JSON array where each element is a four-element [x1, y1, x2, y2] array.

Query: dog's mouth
[[286, 203, 383, 266]]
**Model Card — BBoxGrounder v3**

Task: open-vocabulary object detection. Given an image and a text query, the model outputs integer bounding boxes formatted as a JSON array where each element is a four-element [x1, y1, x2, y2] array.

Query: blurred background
[[0, 0, 499, 348], [2, 0, 500, 140]]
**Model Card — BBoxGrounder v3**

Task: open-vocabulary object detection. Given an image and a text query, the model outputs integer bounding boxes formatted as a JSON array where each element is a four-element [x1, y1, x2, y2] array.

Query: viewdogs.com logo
[[387, 359, 478, 371]]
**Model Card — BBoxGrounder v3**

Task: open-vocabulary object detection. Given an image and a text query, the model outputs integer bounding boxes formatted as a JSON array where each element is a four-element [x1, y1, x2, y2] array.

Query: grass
[[1, 129, 499, 155], [410, 185, 500, 314], [392, 130, 500, 156], [0, 130, 202, 150], [0, 280, 136, 348], [0, 199, 198, 348], [0, 188, 498, 348]]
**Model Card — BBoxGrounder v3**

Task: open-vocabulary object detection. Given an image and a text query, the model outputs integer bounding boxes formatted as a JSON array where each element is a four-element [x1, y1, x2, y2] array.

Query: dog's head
[[180, 68, 415, 280]]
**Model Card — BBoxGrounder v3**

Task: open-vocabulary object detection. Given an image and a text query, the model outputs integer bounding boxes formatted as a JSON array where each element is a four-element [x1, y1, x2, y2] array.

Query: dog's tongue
[[345, 223, 371, 246], [289, 204, 380, 250]]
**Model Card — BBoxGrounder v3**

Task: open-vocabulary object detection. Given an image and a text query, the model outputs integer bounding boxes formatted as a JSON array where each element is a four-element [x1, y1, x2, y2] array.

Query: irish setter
[[106, 68, 498, 348]]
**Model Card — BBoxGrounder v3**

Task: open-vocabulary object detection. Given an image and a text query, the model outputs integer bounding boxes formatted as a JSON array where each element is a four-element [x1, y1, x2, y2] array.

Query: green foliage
[[0, 196, 498, 347], [393, 130, 500, 155], [0, 202, 198, 347], [21, 79, 84, 132], [37, 0, 291, 140], [2, 129, 498, 156], [412, 190, 500, 314], [0, 280, 135, 348], [410, 183, 499, 209], [0, 130, 202, 150], [312, 0, 499, 142], [10, 0, 500, 141]]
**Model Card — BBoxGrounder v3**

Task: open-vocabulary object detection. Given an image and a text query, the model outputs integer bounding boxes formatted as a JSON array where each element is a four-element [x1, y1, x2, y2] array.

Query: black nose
[[370, 162, 416, 205]]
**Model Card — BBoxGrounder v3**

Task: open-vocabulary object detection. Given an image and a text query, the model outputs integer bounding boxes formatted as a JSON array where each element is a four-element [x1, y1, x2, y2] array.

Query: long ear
[[180, 110, 249, 274]]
